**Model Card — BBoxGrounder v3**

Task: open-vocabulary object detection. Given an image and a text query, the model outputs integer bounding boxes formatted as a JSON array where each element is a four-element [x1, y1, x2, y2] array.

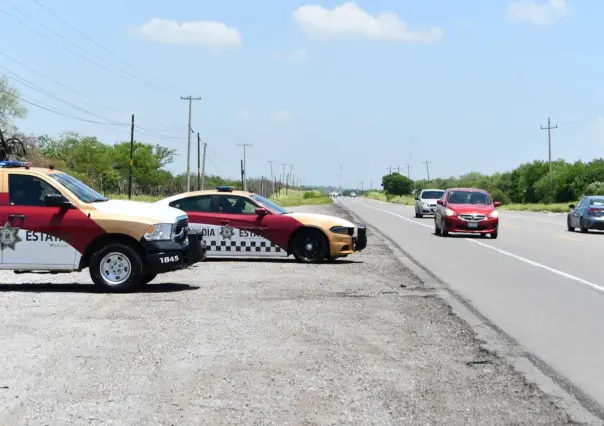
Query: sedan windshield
[[251, 194, 289, 214], [448, 190, 491, 205], [422, 190, 444, 199], [48, 172, 108, 203]]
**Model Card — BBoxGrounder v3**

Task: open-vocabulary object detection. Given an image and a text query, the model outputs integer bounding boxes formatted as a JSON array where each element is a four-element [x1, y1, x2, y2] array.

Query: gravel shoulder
[[0, 203, 574, 425]]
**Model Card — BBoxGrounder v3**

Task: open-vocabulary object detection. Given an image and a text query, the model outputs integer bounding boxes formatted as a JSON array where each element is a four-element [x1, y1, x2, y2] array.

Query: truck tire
[[89, 242, 144, 292], [141, 272, 157, 285]]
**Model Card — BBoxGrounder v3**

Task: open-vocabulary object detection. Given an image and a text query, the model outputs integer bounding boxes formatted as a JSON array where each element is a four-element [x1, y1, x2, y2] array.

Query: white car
[[414, 188, 445, 218], [350, 192, 357, 197]]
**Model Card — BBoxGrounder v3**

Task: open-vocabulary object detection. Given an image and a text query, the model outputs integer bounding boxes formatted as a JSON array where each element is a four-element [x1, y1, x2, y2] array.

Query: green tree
[[382, 173, 413, 195], [0, 75, 27, 133]]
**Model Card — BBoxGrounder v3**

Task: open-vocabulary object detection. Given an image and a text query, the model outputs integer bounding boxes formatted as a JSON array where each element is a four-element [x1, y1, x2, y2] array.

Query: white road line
[[361, 202, 604, 295]]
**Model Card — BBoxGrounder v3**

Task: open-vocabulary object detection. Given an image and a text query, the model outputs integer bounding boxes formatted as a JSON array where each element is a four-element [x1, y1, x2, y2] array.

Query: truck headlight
[[143, 223, 174, 241]]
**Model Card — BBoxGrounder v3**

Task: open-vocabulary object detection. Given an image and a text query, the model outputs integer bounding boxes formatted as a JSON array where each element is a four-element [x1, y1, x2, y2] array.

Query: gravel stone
[[0, 203, 573, 425]]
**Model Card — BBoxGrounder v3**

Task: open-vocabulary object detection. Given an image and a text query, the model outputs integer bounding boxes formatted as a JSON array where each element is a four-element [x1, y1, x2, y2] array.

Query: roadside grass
[[271, 189, 333, 207], [498, 203, 571, 213], [106, 193, 162, 203], [364, 191, 415, 205], [364, 191, 573, 213]]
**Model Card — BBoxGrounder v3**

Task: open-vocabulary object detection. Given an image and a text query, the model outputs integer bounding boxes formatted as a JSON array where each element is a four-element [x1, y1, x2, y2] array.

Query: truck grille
[[459, 214, 486, 221], [173, 218, 189, 242]]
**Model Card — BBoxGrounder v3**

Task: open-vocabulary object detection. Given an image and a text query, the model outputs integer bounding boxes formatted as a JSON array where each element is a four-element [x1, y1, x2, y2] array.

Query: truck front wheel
[[89, 243, 144, 292]]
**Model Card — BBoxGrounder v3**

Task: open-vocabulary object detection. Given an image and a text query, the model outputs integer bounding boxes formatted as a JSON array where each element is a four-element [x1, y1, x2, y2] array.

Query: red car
[[433, 188, 501, 238]]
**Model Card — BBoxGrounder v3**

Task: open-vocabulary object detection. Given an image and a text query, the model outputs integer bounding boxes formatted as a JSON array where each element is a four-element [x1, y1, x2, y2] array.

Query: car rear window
[[589, 199, 604, 206]]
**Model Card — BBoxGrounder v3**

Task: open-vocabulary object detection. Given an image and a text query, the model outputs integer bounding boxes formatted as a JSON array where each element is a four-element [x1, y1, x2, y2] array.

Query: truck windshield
[[48, 172, 108, 203], [251, 194, 289, 214]]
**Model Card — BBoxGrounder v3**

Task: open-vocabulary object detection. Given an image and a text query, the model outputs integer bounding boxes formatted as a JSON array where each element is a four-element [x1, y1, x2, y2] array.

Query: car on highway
[[350, 191, 357, 197], [155, 186, 367, 263], [434, 187, 501, 238], [0, 161, 206, 292], [414, 188, 445, 218], [567, 195, 604, 233]]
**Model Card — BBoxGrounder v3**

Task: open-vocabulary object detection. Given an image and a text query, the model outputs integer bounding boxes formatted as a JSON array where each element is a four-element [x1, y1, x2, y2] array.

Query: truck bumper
[[144, 232, 207, 274]]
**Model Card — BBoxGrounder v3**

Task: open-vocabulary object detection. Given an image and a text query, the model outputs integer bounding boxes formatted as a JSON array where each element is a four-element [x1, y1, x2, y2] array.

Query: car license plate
[[467, 222, 478, 229]]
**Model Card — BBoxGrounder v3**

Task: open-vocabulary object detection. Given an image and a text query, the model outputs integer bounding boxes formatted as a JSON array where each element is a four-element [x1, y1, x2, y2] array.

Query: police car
[[155, 186, 368, 262], [0, 161, 206, 292]]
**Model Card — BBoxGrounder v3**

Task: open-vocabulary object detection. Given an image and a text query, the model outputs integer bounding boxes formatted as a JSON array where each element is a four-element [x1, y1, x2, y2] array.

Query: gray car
[[567, 195, 604, 232], [415, 188, 445, 218]]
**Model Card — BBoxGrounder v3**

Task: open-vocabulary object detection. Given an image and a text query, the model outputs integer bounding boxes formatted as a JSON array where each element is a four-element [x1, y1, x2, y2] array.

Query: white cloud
[[271, 109, 294, 123], [506, 0, 570, 26], [135, 18, 241, 47], [269, 49, 310, 62], [293, 2, 444, 43]]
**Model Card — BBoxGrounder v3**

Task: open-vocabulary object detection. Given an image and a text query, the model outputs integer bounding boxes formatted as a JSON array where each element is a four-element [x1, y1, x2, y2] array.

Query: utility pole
[[240, 159, 244, 189], [237, 143, 252, 191], [128, 114, 134, 200], [406, 163, 411, 180], [541, 117, 558, 191], [267, 160, 275, 196], [387, 165, 392, 174], [289, 165, 294, 189], [281, 163, 287, 196], [423, 160, 432, 182], [196, 133, 201, 190], [201, 140, 207, 190], [397, 166, 401, 173], [181, 95, 201, 191]]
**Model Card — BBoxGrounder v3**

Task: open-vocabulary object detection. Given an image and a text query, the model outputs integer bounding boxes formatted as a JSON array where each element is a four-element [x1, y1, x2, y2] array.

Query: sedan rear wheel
[[580, 217, 589, 233], [567, 216, 575, 232]]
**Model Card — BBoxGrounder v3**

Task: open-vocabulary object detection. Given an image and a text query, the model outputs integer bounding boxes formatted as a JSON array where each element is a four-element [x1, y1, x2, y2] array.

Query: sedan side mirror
[[569, 204, 575, 209], [436, 199, 444, 205], [255, 207, 268, 216], [44, 193, 73, 208], [493, 201, 501, 207], [414, 196, 419, 201]]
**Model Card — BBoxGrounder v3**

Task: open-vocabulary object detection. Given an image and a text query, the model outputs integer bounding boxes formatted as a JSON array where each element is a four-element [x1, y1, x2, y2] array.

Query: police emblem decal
[[219, 225, 235, 240], [0, 221, 22, 251]]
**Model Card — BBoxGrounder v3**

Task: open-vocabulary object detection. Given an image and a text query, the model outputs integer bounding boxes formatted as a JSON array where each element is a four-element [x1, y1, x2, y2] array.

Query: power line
[[2, 69, 124, 126], [0, 50, 186, 135], [0, 88, 128, 126], [28, 0, 185, 94], [3, 5, 173, 94]]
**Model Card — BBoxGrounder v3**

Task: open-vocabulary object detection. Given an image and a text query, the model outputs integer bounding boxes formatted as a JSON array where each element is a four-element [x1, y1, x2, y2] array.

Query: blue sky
[[1, 0, 602, 189]]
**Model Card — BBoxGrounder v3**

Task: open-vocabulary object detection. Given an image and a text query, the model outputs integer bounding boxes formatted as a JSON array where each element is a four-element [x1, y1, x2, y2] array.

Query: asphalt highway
[[339, 196, 604, 411]]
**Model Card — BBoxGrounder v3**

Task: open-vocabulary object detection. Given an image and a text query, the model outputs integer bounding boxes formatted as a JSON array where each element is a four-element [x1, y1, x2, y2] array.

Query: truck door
[[1, 172, 79, 270]]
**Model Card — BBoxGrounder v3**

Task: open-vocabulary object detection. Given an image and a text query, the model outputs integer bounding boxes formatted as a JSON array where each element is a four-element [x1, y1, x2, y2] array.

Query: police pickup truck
[[0, 161, 206, 292]]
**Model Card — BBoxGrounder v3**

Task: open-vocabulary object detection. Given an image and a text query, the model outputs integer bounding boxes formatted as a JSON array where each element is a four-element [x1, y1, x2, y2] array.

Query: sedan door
[[213, 194, 287, 257]]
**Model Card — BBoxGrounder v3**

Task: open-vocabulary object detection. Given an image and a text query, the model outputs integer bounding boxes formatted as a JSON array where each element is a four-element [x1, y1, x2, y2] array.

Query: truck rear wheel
[[89, 242, 144, 292]]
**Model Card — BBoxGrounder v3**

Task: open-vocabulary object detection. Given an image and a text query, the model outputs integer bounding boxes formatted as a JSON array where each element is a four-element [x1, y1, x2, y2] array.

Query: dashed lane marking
[[360, 202, 604, 295]]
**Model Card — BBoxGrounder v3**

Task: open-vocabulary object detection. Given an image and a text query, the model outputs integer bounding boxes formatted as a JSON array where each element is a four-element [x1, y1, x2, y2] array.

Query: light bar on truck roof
[[0, 161, 32, 168], [216, 186, 234, 192]]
